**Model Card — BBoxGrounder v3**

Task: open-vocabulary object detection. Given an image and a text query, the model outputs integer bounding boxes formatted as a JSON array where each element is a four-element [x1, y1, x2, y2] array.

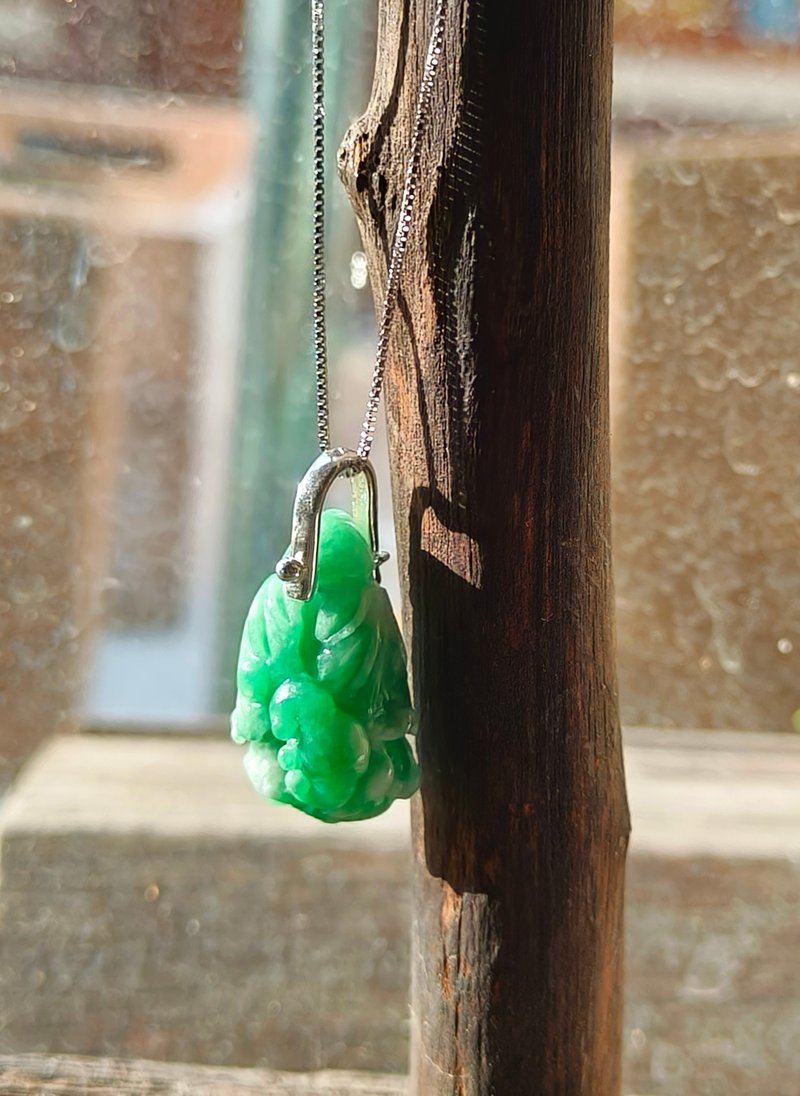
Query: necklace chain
[[311, 0, 447, 460], [311, 0, 330, 452]]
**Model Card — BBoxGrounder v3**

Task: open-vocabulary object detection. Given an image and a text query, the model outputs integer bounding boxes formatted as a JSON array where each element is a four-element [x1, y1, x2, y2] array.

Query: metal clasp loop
[[276, 447, 388, 601]]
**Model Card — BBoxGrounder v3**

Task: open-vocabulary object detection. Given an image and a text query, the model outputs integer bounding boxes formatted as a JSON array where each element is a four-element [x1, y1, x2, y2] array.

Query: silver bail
[[276, 447, 389, 601]]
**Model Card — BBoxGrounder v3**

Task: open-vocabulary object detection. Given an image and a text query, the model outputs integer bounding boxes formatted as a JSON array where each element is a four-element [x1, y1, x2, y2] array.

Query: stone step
[[1, 730, 798, 1096]]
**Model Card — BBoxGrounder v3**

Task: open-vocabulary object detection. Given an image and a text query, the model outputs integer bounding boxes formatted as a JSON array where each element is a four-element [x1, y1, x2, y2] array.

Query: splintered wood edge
[[0, 1055, 407, 1096]]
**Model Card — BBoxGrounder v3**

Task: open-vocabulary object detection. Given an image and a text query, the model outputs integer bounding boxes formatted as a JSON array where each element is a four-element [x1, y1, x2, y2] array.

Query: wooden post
[[341, 1, 630, 1092]]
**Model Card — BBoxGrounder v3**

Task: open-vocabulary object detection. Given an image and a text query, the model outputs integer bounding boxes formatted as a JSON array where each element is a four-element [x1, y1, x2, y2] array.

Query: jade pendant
[[231, 508, 419, 823]]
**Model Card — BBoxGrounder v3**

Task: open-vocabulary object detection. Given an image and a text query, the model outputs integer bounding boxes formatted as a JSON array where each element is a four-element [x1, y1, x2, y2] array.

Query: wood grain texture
[[0, 1056, 405, 1095], [340, 1, 630, 1093]]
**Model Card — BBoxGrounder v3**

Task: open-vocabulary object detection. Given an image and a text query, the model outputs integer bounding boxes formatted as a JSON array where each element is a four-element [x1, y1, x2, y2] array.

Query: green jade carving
[[232, 508, 419, 822]]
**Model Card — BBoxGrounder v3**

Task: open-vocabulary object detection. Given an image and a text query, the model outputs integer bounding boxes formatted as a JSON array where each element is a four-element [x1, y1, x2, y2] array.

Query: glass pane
[[0, 0, 380, 770], [614, 22, 799, 1096], [1, 2, 797, 1091]]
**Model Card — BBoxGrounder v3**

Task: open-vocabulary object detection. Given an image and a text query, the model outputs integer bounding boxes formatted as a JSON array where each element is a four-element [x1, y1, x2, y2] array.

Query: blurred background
[[2, 0, 799, 776], [612, 0, 800, 736], [0, 2, 798, 1094], [0, 0, 379, 775]]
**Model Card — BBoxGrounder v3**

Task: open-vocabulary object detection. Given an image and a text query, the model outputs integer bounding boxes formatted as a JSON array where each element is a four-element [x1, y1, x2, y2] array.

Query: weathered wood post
[[341, 1, 630, 1091]]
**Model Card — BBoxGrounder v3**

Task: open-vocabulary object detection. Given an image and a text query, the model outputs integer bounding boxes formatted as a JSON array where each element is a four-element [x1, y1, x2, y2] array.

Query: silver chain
[[311, 0, 447, 459], [311, 0, 330, 451]]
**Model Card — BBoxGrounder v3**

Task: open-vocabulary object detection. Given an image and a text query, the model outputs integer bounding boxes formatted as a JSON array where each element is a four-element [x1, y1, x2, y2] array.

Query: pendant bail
[[276, 447, 389, 601]]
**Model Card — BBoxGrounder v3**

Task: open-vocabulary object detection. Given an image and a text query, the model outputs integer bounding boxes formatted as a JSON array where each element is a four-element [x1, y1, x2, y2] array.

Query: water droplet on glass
[[12, 514, 33, 530], [87, 234, 138, 268], [630, 1028, 647, 1051], [350, 251, 368, 290], [185, 918, 200, 936], [695, 250, 725, 273], [51, 302, 92, 353], [670, 161, 701, 187], [777, 639, 794, 655], [10, 346, 24, 359], [787, 373, 800, 390], [0, 291, 16, 304], [21, 400, 37, 413], [727, 361, 769, 388], [9, 574, 48, 606]]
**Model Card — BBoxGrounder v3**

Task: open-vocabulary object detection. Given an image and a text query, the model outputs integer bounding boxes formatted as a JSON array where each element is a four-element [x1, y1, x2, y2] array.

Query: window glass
[[0, 0, 378, 774], [0, 2, 797, 1090], [612, 0, 800, 733]]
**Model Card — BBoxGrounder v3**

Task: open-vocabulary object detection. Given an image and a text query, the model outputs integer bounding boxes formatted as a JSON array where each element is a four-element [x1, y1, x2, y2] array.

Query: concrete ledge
[[1, 731, 798, 1095], [5, 727, 799, 854], [0, 732, 411, 845], [623, 727, 800, 859], [0, 1054, 406, 1095]]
